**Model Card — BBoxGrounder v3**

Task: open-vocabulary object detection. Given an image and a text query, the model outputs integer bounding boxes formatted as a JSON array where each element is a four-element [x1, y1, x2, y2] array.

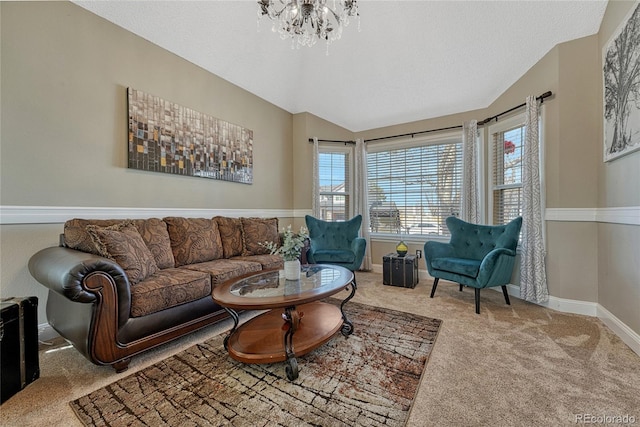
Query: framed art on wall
[[127, 88, 253, 184], [603, 1, 640, 162]]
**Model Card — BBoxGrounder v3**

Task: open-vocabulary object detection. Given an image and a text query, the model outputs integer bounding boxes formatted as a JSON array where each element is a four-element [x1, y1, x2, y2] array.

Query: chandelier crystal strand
[[257, 0, 359, 50]]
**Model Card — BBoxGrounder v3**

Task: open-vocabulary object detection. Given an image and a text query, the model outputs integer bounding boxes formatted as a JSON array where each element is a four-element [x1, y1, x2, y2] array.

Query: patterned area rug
[[70, 301, 442, 426]]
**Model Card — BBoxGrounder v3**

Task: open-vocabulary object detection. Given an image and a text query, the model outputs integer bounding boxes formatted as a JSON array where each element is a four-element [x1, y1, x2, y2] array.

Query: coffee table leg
[[283, 306, 300, 381], [340, 279, 357, 336], [222, 307, 239, 350]]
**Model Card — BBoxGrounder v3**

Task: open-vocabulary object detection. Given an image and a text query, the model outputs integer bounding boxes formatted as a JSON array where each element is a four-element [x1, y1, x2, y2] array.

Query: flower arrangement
[[261, 225, 309, 262]]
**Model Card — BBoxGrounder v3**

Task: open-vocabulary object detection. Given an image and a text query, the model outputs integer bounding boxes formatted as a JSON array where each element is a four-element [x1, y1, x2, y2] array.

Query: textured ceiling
[[74, 0, 608, 132]]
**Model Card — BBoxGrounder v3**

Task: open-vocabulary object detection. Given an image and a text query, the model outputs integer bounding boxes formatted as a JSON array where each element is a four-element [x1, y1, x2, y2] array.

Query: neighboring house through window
[[318, 146, 352, 221]]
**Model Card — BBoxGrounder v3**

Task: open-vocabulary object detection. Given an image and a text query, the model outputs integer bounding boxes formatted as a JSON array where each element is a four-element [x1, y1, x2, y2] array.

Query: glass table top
[[229, 265, 350, 299]]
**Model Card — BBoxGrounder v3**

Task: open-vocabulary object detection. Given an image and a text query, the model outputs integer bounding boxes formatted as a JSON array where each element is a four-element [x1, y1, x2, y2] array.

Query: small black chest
[[383, 253, 419, 288], [1, 297, 40, 404]]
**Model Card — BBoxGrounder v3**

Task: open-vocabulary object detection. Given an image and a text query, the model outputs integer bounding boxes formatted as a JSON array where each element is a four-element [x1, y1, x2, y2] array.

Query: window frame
[[487, 114, 526, 226], [317, 143, 354, 221]]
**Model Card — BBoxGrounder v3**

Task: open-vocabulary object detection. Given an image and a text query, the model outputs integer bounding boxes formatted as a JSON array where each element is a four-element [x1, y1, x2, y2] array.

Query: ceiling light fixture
[[258, 0, 359, 51]]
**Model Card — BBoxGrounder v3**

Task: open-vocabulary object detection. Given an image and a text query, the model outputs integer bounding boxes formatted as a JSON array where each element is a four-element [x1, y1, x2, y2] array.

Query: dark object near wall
[[383, 254, 419, 289], [1, 297, 40, 404]]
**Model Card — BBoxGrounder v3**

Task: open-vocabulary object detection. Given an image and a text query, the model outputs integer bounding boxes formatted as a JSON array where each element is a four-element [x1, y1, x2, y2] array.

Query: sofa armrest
[[28, 246, 132, 326]]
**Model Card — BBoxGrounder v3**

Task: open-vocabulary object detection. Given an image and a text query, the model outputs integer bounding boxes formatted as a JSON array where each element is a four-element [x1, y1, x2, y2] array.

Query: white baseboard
[[38, 323, 60, 343], [597, 305, 640, 356]]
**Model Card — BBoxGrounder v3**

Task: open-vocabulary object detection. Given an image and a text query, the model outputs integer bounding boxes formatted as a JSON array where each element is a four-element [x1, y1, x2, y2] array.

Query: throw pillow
[[86, 221, 159, 285], [213, 216, 244, 259], [163, 217, 224, 267], [241, 217, 279, 256], [64, 218, 125, 254]]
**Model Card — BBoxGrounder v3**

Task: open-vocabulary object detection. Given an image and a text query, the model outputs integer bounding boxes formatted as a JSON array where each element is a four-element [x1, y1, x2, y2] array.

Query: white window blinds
[[367, 138, 462, 236]]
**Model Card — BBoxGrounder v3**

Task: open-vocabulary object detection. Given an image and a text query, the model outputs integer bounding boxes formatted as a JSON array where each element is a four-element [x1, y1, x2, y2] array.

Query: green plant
[[261, 225, 309, 262]]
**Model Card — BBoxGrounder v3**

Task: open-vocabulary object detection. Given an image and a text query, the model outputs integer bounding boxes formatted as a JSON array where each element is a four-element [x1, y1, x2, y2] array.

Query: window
[[318, 147, 351, 221], [490, 117, 525, 225], [367, 134, 463, 236]]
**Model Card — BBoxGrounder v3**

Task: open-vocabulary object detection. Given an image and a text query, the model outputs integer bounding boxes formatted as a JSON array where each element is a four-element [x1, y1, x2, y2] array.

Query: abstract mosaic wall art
[[127, 88, 253, 184]]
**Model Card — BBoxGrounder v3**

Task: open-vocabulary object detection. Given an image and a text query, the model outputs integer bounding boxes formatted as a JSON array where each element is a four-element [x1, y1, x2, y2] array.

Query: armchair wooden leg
[[474, 288, 481, 314], [501, 285, 511, 305], [430, 278, 439, 298], [459, 284, 463, 292]]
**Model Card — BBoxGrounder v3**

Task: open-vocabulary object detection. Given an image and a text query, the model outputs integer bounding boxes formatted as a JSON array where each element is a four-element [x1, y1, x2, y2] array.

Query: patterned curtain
[[312, 137, 320, 217], [520, 96, 549, 303], [461, 120, 481, 223], [354, 138, 372, 271]]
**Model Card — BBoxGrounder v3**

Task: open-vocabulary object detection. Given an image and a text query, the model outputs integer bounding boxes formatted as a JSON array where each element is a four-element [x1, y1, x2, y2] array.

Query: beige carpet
[[1, 271, 639, 426], [70, 301, 441, 426]]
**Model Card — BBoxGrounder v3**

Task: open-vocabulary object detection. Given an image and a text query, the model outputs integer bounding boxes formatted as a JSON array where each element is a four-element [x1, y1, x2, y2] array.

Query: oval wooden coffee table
[[212, 264, 356, 381]]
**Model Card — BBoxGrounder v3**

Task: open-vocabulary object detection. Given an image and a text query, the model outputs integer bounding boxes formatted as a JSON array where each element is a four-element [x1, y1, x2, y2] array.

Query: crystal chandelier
[[258, 0, 359, 49]]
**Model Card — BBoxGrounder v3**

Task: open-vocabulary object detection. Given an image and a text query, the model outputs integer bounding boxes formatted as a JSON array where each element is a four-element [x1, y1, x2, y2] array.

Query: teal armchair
[[305, 215, 366, 284], [424, 216, 522, 314]]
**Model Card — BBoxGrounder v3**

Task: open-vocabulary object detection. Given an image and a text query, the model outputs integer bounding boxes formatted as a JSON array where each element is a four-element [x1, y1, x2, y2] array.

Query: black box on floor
[[383, 253, 419, 288], [1, 297, 40, 404]]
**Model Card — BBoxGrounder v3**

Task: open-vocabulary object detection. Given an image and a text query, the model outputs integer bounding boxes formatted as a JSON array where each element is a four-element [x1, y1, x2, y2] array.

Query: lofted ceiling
[[74, 0, 608, 132]]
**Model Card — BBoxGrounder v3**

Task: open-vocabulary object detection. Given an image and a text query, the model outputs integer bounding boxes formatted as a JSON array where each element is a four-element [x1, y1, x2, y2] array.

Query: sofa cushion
[[130, 268, 211, 317], [231, 254, 284, 270], [164, 217, 224, 267], [64, 219, 124, 254], [132, 218, 175, 269], [86, 222, 159, 285], [431, 257, 481, 278], [213, 216, 244, 259], [182, 259, 262, 285], [241, 217, 279, 256]]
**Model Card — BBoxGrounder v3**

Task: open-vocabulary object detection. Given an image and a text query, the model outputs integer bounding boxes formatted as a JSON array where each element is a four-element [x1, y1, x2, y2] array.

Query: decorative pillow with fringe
[[86, 221, 159, 285]]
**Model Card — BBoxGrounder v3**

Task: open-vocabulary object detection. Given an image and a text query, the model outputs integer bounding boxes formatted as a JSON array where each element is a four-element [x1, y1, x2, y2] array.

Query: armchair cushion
[[431, 257, 480, 278], [310, 249, 356, 264]]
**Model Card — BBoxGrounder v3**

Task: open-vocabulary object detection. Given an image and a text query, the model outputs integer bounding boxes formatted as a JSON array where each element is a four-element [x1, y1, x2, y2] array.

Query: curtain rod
[[363, 90, 553, 143], [307, 138, 355, 144]]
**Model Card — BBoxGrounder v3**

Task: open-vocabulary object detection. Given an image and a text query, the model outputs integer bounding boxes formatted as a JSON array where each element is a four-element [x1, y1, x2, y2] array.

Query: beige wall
[[1, 1, 292, 209], [0, 2, 294, 322], [596, 0, 640, 333]]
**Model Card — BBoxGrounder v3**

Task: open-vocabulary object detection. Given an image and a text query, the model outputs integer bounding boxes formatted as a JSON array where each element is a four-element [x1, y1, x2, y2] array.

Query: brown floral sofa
[[28, 216, 283, 372]]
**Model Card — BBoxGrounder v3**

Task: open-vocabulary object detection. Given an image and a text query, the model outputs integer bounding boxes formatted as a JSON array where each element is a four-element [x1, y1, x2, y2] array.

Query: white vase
[[284, 259, 301, 281]]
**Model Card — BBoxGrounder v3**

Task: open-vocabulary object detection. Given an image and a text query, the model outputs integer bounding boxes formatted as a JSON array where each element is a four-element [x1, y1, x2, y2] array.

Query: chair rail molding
[[0, 205, 296, 225], [545, 206, 640, 226]]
